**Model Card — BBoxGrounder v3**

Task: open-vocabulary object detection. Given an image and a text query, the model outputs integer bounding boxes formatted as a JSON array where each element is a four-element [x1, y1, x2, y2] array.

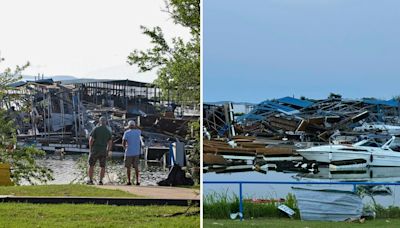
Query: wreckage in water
[[7, 78, 199, 155]]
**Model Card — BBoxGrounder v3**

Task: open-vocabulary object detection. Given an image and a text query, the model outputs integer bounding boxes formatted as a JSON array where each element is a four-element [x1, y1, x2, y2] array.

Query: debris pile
[[205, 96, 400, 142], [203, 95, 400, 173], [6, 79, 199, 160]]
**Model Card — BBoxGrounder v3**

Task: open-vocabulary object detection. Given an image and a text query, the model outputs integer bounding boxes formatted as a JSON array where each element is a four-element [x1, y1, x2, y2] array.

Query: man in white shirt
[[122, 120, 142, 185]]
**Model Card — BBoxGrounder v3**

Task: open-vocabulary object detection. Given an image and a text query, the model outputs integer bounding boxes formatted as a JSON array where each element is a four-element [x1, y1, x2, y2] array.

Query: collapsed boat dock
[[5, 78, 199, 169]]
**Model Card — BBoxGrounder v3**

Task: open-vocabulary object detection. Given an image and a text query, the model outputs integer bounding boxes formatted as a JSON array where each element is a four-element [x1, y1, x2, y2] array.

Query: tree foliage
[[0, 58, 53, 185], [164, 0, 200, 36], [127, 0, 200, 105], [127, 0, 200, 173]]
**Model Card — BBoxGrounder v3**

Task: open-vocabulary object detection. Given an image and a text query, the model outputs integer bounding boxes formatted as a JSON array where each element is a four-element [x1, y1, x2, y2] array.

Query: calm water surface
[[31, 154, 169, 186]]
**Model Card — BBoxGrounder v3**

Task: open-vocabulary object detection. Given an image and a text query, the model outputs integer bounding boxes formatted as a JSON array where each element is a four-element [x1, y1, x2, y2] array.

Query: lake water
[[204, 167, 400, 208], [30, 154, 169, 186]]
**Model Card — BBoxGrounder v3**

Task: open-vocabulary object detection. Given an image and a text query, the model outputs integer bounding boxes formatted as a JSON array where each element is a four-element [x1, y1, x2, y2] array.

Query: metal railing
[[203, 180, 400, 221]]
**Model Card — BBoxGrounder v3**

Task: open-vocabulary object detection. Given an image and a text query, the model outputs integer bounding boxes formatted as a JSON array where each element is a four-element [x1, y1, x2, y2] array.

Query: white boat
[[297, 136, 400, 167]]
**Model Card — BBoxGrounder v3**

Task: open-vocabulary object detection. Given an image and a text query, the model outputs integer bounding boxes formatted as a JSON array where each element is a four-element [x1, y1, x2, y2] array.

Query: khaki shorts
[[125, 155, 139, 169], [88, 153, 107, 167]]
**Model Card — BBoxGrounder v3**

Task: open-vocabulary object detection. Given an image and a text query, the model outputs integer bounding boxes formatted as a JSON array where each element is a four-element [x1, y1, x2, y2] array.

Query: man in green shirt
[[87, 116, 112, 185]]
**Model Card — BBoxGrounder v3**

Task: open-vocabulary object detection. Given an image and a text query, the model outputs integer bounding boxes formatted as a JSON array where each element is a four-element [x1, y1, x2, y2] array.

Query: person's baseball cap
[[128, 120, 136, 127]]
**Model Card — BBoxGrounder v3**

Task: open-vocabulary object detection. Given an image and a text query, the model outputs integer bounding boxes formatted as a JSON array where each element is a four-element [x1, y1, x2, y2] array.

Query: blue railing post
[[353, 184, 357, 193], [239, 183, 243, 221]]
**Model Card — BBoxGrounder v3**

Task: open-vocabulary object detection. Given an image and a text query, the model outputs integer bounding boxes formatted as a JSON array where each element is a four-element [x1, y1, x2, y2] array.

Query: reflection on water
[[295, 167, 400, 182], [31, 154, 168, 186], [36, 155, 81, 185]]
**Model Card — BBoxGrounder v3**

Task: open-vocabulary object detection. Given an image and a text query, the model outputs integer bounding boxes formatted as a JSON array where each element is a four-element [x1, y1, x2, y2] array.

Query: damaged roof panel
[[363, 98, 399, 108], [277, 96, 314, 108], [61, 79, 155, 87], [259, 100, 297, 112]]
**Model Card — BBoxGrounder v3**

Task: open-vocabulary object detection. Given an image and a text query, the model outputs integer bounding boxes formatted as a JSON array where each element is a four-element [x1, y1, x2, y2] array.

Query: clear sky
[[204, 0, 400, 102], [0, 0, 189, 82]]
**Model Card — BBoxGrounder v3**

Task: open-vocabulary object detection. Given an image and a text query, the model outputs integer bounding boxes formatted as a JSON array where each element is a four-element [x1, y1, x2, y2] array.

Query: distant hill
[[22, 75, 77, 81]]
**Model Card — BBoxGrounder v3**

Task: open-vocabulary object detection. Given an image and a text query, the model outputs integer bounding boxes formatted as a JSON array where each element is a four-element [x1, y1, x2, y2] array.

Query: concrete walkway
[[95, 185, 200, 200]]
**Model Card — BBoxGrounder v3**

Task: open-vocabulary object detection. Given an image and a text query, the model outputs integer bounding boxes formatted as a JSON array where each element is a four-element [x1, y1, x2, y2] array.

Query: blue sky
[[204, 0, 400, 102]]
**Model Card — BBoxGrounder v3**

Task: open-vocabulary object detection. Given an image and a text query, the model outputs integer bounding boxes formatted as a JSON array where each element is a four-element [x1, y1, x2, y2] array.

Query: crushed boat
[[297, 136, 400, 166]]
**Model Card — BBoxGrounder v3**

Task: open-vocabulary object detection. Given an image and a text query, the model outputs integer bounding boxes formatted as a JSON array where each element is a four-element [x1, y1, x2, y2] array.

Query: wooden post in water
[[72, 92, 78, 146], [48, 92, 51, 144], [60, 97, 65, 145], [125, 80, 128, 111], [77, 87, 82, 149], [43, 91, 47, 142]]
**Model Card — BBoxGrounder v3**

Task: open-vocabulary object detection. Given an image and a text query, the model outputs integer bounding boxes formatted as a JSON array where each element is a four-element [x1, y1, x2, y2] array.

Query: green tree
[[127, 1, 200, 178], [127, 0, 200, 105], [0, 58, 53, 185]]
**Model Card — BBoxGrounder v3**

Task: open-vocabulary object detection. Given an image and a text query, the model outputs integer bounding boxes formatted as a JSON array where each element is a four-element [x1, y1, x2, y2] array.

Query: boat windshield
[[388, 138, 400, 152], [353, 138, 387, 147]]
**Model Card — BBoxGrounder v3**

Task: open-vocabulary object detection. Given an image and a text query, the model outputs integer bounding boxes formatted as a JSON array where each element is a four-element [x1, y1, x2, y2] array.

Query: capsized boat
[[293, 187, 363, 221], [297, 136, 400, 167]]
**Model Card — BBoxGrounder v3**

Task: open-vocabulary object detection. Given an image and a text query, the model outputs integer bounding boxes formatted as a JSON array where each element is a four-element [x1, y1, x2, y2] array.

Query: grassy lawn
[[0, 184, 138, 197], [204, 218, 400, 228], [0, 203, 199, 228]]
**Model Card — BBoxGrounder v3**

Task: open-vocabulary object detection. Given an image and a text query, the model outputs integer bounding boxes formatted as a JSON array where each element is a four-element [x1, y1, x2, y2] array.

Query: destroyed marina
[[203, 94, 400, 221], [204, 95, 400, 171], [3, 77, 200, 186]]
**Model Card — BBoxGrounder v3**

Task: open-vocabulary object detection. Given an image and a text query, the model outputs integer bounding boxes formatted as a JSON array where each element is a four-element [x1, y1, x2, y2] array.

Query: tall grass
[[203, 190, 299, 219], [204, 190, 400, 220], [373, 205, 400, 219]]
